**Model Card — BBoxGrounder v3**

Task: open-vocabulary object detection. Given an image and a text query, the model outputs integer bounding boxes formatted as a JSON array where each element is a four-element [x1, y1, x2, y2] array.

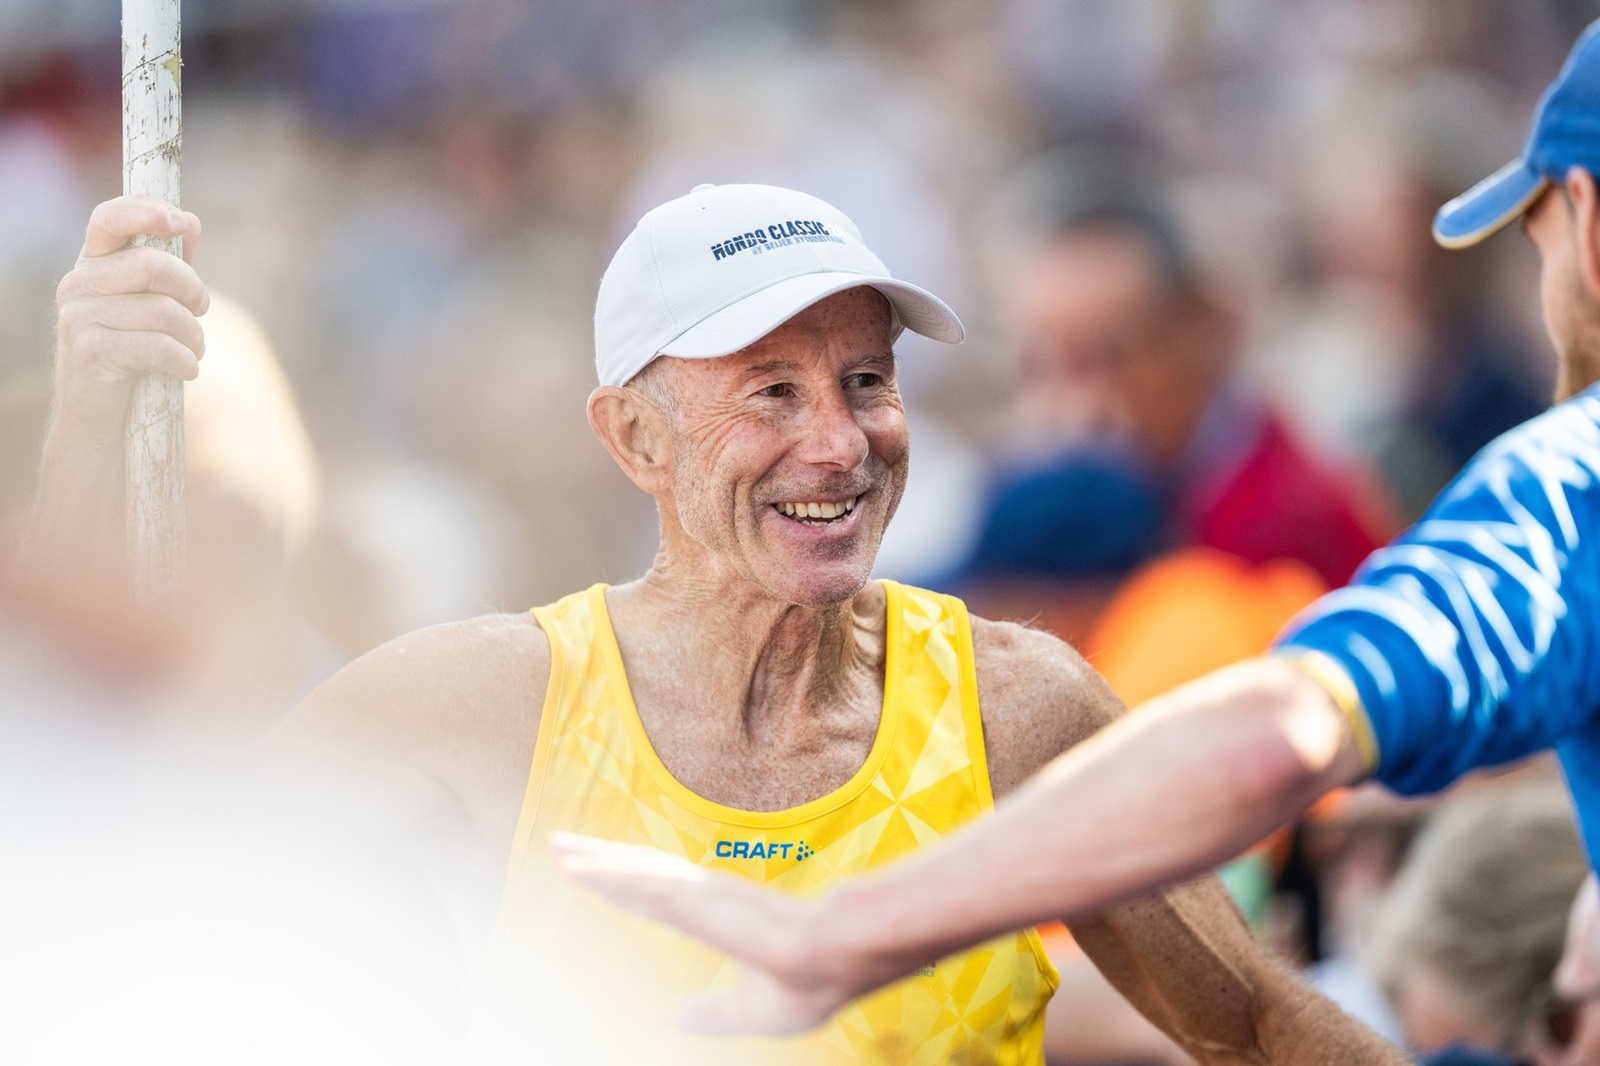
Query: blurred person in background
[[1268, 71, 1553, 521], [25, 181, 1409, 1066], [2, 266, 464, 1065], [12, 280, 337, 735], [942, 146, 1393, 642], [1364, 783, 1586, 1062]]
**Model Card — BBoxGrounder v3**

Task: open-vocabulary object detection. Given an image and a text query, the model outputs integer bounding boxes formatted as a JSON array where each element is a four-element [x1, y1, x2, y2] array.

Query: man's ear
[[588, 385, 674, 494], [1567, 167, 1600, 299]]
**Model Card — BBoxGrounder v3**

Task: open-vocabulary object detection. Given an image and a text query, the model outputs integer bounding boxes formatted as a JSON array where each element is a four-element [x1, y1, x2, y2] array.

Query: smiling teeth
[[776, 497, 859, 520]]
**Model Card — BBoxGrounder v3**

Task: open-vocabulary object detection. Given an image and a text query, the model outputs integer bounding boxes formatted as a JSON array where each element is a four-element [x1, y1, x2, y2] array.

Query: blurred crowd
[[2, 1, 1598, 1063]]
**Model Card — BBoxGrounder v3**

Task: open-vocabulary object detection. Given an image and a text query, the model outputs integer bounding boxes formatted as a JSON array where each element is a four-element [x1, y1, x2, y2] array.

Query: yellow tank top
[[470, 580, 1057, 1065]]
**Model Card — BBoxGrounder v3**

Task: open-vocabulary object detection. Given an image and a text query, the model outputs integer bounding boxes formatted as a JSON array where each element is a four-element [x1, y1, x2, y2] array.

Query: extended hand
[[550, 831, 867, 1036], [53, 195, 208, 441]]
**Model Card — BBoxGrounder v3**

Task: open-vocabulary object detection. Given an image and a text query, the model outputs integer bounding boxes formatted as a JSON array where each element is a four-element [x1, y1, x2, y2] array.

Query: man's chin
[[768, 561, 876, 611]]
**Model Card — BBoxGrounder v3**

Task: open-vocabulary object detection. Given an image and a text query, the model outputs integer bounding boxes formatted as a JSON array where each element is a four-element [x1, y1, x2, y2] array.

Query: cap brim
[[1433, 159, 1551, 249], [657, 273, 964, 359]]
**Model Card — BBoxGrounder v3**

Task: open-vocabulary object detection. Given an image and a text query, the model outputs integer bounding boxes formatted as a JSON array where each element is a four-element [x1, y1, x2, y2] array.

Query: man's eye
[[758, 383, 792, 398], [846, 373, 883, 388]]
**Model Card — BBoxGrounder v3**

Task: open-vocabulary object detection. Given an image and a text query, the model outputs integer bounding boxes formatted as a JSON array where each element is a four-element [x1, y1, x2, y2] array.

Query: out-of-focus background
[[2, 2, 1597, 1063], [2, 0, 1585, 650]]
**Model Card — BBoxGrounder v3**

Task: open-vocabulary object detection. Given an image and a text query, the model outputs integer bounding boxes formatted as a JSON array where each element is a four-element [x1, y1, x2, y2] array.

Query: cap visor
[[1433, 159, 1550, 249], [657, 273, 964, 359]]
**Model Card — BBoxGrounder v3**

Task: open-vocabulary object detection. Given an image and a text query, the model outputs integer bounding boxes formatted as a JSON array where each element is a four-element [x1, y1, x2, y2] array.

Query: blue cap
[[1434, 20, 1600, 248]]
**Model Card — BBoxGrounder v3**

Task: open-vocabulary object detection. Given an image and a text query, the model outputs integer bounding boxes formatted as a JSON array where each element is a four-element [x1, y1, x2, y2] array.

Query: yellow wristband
[[1275, 649, 1379, 775]]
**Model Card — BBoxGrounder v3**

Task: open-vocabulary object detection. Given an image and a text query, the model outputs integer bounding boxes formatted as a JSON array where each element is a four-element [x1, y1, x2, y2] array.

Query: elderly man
[[32, 182, 1401, 1064], [554, 18, 1600, 1051]]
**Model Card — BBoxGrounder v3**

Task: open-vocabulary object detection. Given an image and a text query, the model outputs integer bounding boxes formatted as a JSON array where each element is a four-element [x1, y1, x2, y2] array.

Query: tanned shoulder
[[969, 616, 1127, 800], [282, 611, 550, 851]]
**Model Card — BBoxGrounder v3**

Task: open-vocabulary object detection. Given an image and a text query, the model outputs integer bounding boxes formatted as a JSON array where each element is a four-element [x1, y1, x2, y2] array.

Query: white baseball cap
[[593, 183, 965, 388]]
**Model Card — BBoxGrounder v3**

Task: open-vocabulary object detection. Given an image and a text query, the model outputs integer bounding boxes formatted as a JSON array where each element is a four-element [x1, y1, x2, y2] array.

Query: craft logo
[[709, 220, 844, 262], [714, 839, 815, 861]]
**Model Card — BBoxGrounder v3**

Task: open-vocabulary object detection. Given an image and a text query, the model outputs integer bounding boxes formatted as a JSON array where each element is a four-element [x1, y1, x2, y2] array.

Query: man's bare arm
[[276, 612, 551, 956], [1069, 870, 1404, 1065], [281, 611, 549, 855]]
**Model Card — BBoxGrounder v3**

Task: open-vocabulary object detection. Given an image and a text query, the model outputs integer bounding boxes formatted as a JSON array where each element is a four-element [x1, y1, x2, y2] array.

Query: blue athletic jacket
[[1276, 383, 1600, 863]]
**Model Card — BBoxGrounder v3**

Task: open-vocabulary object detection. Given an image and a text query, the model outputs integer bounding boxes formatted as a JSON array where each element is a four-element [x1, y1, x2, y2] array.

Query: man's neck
[[613, 572, 879, 727], [603, 571, 888, 810]]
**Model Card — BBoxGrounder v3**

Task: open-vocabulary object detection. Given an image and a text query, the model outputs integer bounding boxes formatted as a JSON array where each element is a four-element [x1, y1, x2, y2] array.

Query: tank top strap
[[874, 579, 994, 809]]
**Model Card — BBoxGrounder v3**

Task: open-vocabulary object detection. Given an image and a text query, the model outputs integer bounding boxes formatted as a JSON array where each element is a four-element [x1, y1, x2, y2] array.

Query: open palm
[[550, 832, 863, 1036]]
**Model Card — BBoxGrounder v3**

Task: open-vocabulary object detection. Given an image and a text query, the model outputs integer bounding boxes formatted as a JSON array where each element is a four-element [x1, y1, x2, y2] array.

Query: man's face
[[653, 287, 906, 608], [1006, 228, 1217, 464], [1525, 184, 1593, 401]]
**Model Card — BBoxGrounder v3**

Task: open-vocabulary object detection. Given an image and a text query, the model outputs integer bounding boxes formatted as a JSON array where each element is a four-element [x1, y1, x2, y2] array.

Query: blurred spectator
[[943, 147, 1393, 640], [1297, 786, 1431, 1045], [1366, 783, 1587, 1060], [1081, 547, 1327, 707], [297, 459, 520, 655], [1263, 70, 1553, 519], [1, 298, 469, 1066]]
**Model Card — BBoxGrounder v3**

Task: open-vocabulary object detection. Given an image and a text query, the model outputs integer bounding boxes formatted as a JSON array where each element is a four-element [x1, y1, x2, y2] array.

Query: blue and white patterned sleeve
[[1273, 387, 1600, 796]]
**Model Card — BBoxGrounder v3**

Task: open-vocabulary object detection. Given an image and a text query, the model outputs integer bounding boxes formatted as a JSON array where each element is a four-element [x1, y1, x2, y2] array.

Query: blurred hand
[[53, 195, 208, 442], [551, 831, 866, 1037]]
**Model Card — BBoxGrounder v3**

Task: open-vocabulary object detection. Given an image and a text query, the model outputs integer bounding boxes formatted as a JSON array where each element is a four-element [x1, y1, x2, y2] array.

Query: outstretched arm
[[556, 655, 1370, 1038], [816, 658, 1366, 979]]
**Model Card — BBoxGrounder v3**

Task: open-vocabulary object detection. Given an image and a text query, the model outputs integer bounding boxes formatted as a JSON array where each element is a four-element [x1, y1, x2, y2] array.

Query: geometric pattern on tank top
[[469, 580, 1057, 1065]]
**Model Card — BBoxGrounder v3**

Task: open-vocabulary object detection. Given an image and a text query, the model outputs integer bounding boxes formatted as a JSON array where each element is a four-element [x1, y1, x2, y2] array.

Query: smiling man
[[31, 183, 1402, 1065]]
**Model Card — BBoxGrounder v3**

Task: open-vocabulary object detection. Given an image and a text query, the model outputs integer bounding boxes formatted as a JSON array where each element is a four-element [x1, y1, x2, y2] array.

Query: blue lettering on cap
[[708, 221, 843, 263]]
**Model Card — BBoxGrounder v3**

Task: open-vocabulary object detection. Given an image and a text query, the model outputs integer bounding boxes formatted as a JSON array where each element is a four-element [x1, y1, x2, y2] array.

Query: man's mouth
[[772, 495, 861, 526]]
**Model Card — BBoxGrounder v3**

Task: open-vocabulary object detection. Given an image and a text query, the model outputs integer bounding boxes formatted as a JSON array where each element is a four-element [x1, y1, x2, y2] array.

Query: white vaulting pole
[[122, 0, 184, 609]]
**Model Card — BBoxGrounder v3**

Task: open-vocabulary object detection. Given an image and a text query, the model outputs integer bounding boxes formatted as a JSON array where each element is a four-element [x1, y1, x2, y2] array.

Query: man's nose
[[796, 388, 870, 470]]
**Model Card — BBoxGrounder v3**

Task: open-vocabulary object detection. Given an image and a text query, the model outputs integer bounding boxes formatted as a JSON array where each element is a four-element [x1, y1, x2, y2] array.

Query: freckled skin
[[593, 288, 910, 811], [655, 286, 908, 610]]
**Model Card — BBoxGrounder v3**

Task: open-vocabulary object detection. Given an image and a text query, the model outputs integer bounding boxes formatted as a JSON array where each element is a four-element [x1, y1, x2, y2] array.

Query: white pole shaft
[[122, 0, 184, 610]]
